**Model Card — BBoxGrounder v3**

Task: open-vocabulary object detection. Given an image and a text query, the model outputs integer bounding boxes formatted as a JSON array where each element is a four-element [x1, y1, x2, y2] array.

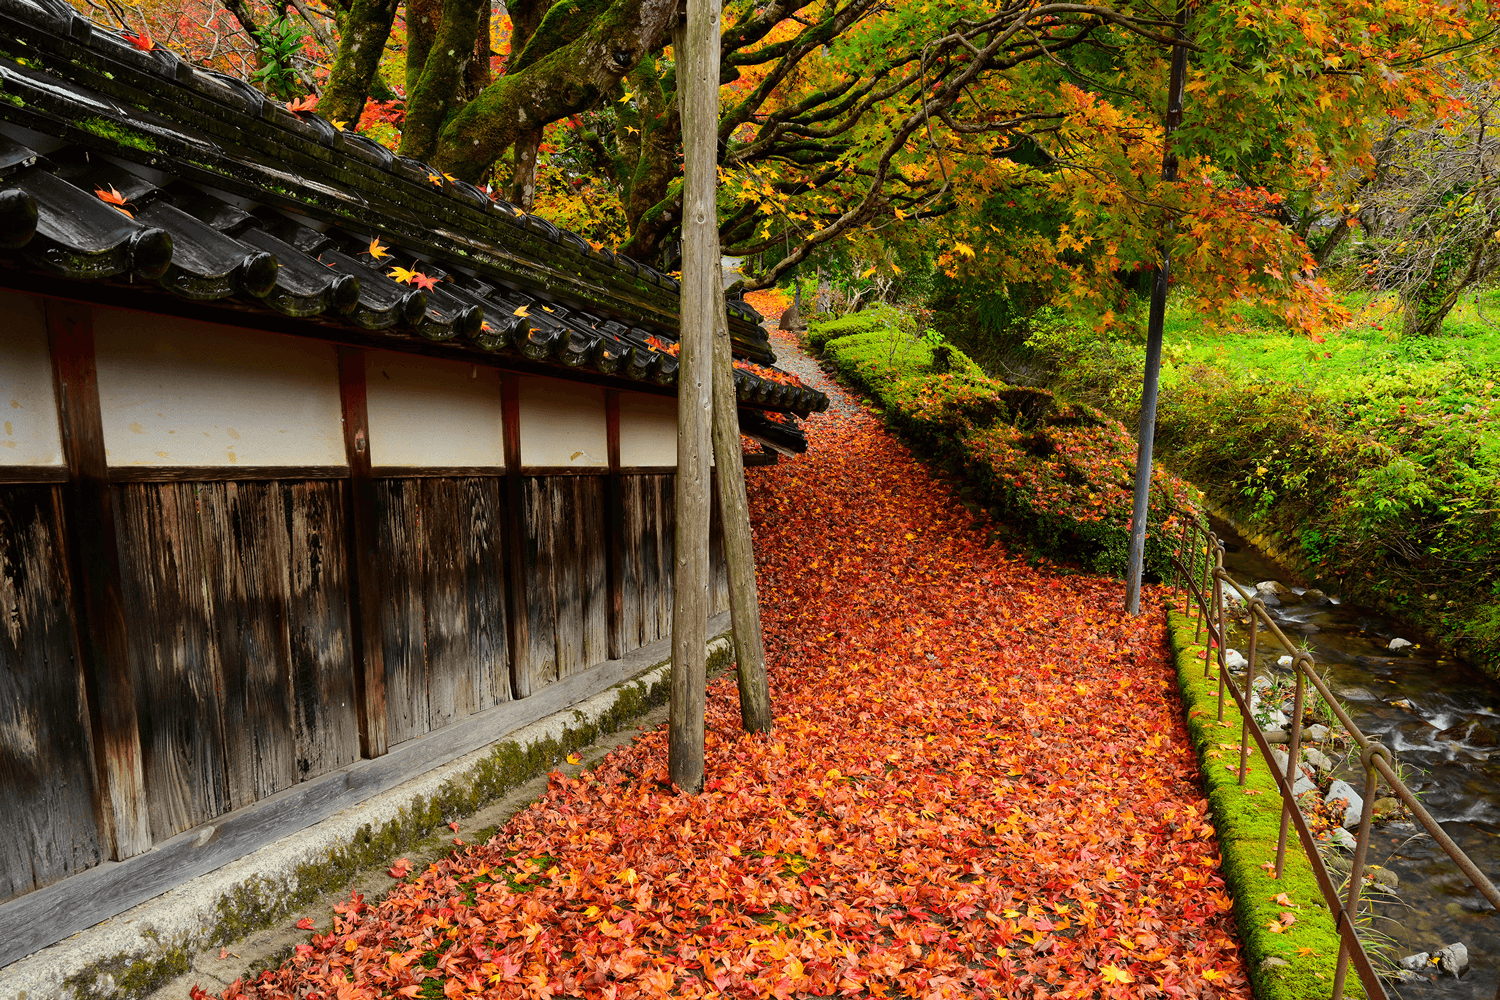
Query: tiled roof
[[0, 0, 829, 423]]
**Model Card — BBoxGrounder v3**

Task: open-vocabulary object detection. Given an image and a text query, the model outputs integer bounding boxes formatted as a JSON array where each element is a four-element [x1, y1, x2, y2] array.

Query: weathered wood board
[[0, 485, 102, 903]]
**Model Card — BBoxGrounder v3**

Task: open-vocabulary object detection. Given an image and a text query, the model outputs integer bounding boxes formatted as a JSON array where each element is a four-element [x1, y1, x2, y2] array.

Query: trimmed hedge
[[811, 318, 1197, 580], [1167, 610, 1365, 999]]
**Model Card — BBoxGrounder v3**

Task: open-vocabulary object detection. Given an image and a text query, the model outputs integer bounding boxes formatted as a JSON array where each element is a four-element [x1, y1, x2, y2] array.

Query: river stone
[[1388, 637, 1414, 651], [1398, 952, 1430, 971], [1302, 747, 1333, 772], [1335, 686, 1377, 702], [1373, 796, 1401, 820], [1327, 826, 1356, 850], [1277, 655, 1294, 667], [1223, 648, 1248, 669], [1438, 720, 1500, 748], [1258, 592, 1282, 608], [1256, 580, 1287, 595], [1368, 865, 1399, 890], [1436, 942, 1469, 976], [1252, 675, 1273, 692], [1304, 724, 1330, 742], [1302, 588, 1330, 604], [1325, 779, 1365, 827]]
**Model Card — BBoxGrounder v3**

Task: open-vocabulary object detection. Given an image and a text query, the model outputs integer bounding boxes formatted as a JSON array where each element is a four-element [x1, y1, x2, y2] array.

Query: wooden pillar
[[710, 305, 773, 732], [669, 0, 721, 794], [337, 347, 389, 757], [46, 299, 153, 860], [500, 374, 531, 698], [605, 390, 625, 659]]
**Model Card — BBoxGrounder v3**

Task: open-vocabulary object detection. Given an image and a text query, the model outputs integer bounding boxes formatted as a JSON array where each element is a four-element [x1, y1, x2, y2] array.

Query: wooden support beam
[[337, 347, 389, 758], [710, 303, 773, 732], [500, 374, 531, 699], [605, 390, 625, 660], [46, 299, 154, 861], [669, 0, 721, 794]]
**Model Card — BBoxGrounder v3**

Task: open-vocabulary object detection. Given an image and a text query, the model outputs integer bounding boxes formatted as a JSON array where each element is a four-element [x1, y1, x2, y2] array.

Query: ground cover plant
[[1025, 290, 1500, 672], [203, 330, 1254, 1000], [806, 315, 1199, 583]]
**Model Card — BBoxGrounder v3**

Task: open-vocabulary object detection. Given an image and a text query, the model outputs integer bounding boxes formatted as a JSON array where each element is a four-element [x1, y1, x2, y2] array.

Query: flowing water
[[1208, 516, 1500, 997]]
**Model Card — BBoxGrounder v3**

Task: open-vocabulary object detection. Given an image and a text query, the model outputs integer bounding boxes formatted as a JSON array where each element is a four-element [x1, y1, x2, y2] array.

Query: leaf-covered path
[[215, 327, 1251, 999]]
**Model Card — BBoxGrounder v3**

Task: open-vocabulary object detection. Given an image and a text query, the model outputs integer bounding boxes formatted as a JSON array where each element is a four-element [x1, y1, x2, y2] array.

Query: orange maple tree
[[204, 329, 1247, 1000]]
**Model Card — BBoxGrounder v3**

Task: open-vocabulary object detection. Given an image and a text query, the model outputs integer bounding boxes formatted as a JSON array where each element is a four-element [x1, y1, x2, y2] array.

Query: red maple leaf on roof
[[409, 272, 439, 291], [122, 30, 154, 51], [286, 95, 318, 114]]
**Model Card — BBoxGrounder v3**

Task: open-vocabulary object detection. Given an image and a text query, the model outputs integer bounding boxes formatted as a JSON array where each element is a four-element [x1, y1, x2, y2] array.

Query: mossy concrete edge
[[3, 632, 734, 1000], [1167, 610, 1365, 1000]]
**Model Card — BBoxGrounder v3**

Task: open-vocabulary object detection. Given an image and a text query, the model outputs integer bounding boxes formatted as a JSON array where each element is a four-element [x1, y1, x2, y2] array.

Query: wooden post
[[669, 0, 720, 794], [500, 373, 532, 698], [46, 299, 154, 860], [337, 347, 389, 757], [711, 272, 773, 732], [605, 390, 625, 659]]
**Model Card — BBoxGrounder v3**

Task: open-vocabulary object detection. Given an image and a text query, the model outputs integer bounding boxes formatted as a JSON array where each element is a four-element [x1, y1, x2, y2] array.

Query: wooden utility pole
[[710, 302, 774, 733], [1125, 3, 1189, 615], [668, 0, 722, 793]]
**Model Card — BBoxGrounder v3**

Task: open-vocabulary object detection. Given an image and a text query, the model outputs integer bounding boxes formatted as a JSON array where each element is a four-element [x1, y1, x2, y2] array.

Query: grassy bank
[[1022, 291, 1500, 673], [1166, 610, 1363, 999], [804, 311, 1198, 581]]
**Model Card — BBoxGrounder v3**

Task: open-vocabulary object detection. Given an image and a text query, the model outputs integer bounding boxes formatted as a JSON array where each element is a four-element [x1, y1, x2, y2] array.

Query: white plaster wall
[[0, 291, 64, 467], [92, 312, 345, 468], [517, 375, 607, 469], [618, 391, 677, 468], [364, 351, 504, 469]]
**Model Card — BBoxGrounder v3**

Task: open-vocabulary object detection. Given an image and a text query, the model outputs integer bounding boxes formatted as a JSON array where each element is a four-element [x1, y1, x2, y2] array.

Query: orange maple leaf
[[94, 185, 134, 218], [122, 30, 154, 51]]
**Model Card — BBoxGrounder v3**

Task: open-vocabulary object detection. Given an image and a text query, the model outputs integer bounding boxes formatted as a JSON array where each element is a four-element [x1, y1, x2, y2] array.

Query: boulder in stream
[[1304, 724, 1331, 742], [1223, 648, 1248, 669], [1373, 796, 1402, 820], [1437, 720, 1500, 749], [1302, 747, 1333, 772], [1388, 637, 1414, 651], [1325, 778, 1365, 827], [1334, 686, 1377, 702], [1256, 580, 1288, 595], [1398, 952, 1430, 972], [1302, 588, 1331, 605], [1436, 942, 1469, 976]]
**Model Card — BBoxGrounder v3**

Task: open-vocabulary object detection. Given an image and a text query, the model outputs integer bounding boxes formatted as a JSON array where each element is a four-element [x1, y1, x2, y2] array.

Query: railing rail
[[1166, 510, 1500, 1000]]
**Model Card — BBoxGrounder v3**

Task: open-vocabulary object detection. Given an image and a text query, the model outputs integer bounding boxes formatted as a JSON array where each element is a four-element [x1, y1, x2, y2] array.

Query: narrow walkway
[[219, 319, 1252, 999]]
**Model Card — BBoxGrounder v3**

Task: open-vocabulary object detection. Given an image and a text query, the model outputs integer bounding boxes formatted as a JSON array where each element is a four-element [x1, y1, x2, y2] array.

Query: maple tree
[[203, 325, 1252, 1000]]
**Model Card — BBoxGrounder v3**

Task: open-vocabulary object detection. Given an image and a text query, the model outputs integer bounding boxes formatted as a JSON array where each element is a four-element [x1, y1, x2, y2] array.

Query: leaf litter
[[207, 324, 1248, 999]]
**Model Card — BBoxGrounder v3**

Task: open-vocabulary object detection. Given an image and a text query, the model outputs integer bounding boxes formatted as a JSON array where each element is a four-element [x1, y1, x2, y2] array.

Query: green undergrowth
[[1027, 295, 1500, 674], [1167, 610, 1363, 1000], [807, 314, 1198, 580]]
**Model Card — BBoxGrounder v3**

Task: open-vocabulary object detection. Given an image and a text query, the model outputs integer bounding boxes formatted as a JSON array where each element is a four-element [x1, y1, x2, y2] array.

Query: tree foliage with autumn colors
[[81, 0, 1496, 330]]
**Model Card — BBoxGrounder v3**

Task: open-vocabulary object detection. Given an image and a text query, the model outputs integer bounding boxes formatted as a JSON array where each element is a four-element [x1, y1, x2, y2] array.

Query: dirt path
[[214, 318, 1251, 1000]]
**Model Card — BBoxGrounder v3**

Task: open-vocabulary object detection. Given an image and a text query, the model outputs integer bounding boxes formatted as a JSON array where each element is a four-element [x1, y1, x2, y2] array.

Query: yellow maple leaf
[[513, 305, 530, 317], [860, 266, 877, 278], [566, 753, 582, 764], [387, 266, 418, 284], [1202, 969, 1226, 982], [618, 91, 634, 103], [954, 242, 976, 258], [1100, 965, 1133, 984], [428, 172, 443, 186], [368, 237, 391, 260], [331, 119, 348, 131]]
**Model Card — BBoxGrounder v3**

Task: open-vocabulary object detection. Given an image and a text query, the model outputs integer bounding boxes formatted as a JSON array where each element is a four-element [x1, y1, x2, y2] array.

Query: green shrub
[[805, 304, 914, 349], [816, 322, 1200, 578]]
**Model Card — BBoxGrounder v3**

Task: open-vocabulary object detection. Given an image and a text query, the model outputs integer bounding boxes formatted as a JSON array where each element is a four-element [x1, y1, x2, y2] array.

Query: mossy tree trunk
[[319, 0, 403, 125], [399, 0, 492, 161]]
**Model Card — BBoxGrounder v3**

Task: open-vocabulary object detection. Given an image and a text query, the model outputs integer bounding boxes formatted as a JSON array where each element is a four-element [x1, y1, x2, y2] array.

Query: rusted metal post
[[1333, 743, 1388, 1000], [1237, 598, 1259, 785], [1125, 2, 1189, 614], [1277, 653, 1311, 879]]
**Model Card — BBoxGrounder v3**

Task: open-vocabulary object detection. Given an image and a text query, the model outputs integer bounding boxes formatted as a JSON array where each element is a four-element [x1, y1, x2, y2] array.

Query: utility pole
[[1125, 4, 1189, 616], [668, 0, 722, 791]]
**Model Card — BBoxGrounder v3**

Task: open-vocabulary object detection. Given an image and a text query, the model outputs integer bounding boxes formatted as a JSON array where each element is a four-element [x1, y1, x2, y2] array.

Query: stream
[[1209, 515, 1499, 997]]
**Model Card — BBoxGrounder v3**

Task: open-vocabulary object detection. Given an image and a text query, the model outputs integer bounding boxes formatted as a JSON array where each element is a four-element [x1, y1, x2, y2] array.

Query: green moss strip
[[1166, 610, 1363, 1000]]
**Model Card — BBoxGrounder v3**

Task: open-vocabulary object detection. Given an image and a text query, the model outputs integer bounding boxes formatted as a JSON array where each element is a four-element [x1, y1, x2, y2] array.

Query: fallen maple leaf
[[94, 185, 133, 218], [367, 237, 391, 260], [566, 753, 582, 764], [409, 272, 439, 291], [286, 95, 317, 113], [122, 29, 154, 51], [513, 305, 530, 317], [387, 266, 418, 284], [388, 858, 411, 878], [1100, 965, 1134, 984], [448, 820, 460, 832], [295, 918, 314, 931]]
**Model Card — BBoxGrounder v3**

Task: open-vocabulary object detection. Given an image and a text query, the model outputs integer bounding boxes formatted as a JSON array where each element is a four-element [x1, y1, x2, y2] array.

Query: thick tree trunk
[[400, 0, 492, 161], [319, 0, 402, 125], [429, 0, 678, 180], [404, 0, 441, 99], [510, 128, 542, 209]]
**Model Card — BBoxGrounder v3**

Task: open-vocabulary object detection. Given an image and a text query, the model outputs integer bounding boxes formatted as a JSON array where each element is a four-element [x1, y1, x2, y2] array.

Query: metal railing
[[1167, 511, 1500, 1000]]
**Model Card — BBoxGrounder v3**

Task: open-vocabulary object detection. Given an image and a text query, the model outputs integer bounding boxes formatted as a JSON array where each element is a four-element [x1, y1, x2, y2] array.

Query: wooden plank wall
[[110, 481, 360, 842], [0, 485, 102, 900], [374, 477, 511, 747], [520, 476, 610, 696]]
